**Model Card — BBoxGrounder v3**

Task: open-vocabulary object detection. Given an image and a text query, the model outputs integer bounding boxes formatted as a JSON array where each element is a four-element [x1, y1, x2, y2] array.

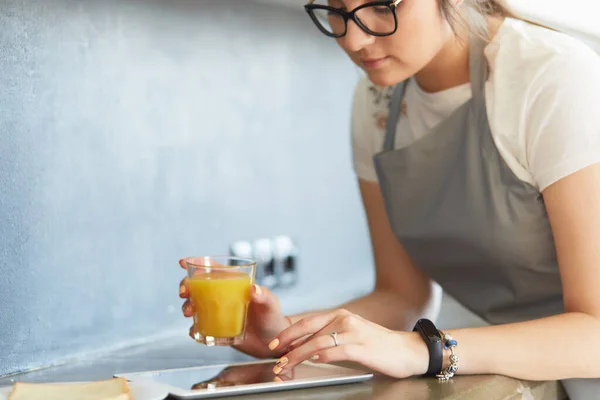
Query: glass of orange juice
[[185, 256, 256, 346]]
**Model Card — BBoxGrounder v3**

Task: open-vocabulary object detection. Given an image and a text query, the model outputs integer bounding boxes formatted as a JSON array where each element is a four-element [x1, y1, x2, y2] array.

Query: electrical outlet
[[253, 238, 277, 290], [229, 236, 298, 290], [273, 236, 298, 288]]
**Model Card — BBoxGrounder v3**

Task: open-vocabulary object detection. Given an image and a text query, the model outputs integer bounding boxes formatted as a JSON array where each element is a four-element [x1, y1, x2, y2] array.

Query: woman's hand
[[267, 309, 428, 378], [178, 258, 290, 359]]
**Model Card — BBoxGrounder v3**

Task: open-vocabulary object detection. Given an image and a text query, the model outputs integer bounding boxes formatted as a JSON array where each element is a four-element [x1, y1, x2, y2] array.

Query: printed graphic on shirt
[[367, 84, 406, 130]]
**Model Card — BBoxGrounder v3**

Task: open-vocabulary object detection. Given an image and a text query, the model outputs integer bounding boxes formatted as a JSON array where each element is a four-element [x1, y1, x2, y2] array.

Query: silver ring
[[330, 332, 339, 347]]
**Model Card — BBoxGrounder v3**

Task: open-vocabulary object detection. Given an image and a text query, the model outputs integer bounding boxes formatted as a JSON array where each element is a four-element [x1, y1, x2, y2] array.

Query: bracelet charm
[[436, 331, 459, 382]]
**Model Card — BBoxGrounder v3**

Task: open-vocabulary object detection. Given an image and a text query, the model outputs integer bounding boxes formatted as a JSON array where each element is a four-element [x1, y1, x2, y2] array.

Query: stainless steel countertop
[[0, 334, 566, 400]]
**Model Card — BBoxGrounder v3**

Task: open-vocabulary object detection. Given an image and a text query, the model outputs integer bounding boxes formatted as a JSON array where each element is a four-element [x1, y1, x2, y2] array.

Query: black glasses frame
[[304, 0, 403, 38]]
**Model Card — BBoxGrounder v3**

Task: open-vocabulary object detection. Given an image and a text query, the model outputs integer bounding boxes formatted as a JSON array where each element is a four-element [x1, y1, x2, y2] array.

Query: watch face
[[418, 319, 442, 341]]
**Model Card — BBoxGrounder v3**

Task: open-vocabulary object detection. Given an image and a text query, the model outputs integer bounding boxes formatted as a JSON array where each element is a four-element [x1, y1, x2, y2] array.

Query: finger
[[247, 285, 289, 341], [250, 284, 263, 302], [286, 334, 314, 352], [179, 277, 190, 298], [274, 372, 293, 382], [274, 332, 355, 374], [251, 284, 276, 307], [189, 325, 196, 339], [273, 333, 358, 374], [270, 310, 348, 351], [310, 344, 364, 365], [182, 299, 193, 317], [179, 258, 189, 270]]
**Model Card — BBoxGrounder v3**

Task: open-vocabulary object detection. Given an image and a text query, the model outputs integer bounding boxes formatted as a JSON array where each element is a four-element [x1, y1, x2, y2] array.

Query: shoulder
[[486, 17, 600, 103], [485, 18, 600, 190], [350, 75, 395, 181]]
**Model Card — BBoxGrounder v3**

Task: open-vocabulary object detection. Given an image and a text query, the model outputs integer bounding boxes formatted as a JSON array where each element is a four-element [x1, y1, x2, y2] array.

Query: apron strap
[[383, 80, 407, 151], [469, 33, 489, 106], [382, 32, 490, 152]]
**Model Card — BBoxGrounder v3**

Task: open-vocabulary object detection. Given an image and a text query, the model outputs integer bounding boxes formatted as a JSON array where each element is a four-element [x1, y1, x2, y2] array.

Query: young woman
[[180, 0, 600, 397]]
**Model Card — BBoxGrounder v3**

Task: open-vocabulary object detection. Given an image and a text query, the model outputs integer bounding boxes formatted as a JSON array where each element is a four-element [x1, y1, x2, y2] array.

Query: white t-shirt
[[351, 18, 600, 191]]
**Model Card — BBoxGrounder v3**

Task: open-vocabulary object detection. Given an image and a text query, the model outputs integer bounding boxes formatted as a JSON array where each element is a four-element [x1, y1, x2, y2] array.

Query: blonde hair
[[441, 0, 516, 39]]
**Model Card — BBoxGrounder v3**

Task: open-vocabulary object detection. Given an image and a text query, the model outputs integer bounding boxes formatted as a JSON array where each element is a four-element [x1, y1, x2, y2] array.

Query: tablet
[[114, 359, 373, 399]]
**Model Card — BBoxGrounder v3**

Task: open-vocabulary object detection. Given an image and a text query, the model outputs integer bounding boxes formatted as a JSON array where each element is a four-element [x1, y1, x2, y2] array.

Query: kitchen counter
[[0, 334, 567, 400]]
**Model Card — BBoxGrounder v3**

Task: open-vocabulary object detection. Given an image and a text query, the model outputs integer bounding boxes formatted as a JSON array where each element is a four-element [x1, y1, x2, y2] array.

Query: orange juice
[[189, 270, 252, 338]]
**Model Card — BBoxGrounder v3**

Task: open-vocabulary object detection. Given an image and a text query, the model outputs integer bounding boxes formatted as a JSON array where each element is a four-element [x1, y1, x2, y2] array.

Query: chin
[[366, 70, 408, 88]]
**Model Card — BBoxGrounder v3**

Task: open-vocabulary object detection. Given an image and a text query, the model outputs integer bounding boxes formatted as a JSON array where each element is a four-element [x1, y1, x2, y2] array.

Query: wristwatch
[[412, 318, 443, 377]]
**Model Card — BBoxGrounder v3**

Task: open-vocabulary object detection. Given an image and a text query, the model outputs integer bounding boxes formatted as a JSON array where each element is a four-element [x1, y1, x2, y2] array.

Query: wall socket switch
[[272, 235, 298, 288], [253, 238, 277, 290], [229, 236, 298, 290]]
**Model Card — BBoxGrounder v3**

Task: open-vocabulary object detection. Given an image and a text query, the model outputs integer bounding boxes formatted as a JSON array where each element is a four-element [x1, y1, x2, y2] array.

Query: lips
[[360, 56, 389, 69]]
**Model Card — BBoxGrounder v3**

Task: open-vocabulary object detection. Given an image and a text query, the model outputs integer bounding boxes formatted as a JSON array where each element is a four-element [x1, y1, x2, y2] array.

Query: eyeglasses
[[304, 0, 403, 38]]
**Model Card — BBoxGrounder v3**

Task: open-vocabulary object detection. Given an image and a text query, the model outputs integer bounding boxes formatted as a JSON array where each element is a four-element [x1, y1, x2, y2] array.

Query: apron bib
[[373, 35, 562, 325]]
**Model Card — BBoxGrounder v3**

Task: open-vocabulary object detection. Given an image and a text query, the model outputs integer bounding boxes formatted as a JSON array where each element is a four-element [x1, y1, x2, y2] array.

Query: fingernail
[[310, 355, 320, 362], [273, 366, 283, 375], [274, 376, 283, 383], [268, 338, 280, 351], [276, 357, 288, 368], [253, 285, 262, 296]]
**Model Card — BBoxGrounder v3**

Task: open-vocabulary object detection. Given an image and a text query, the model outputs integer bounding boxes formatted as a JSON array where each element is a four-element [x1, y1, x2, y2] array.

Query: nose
[[339, 20, 375, 52]]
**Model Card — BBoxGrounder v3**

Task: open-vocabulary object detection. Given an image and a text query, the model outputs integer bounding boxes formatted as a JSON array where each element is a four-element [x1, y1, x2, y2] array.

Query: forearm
[[289, 289, 424, 331], [443, 312, 600, 380]]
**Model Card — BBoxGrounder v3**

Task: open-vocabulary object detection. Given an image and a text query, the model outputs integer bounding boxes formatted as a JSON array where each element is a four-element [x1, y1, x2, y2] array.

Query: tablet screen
[[135, 360, 363, 390]]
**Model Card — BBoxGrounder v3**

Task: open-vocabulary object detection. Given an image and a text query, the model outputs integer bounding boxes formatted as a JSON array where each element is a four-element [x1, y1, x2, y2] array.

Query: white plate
[[0, 380, 168, 400]]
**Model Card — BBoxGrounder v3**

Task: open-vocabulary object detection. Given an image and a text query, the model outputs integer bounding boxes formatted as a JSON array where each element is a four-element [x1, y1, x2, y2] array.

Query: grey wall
[[0, 0, 373, 376]]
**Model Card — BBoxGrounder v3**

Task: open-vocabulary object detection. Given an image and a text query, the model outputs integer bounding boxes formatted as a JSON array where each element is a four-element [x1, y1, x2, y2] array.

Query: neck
[[414, 16, 505, 93], [414, 33, 471, 93]]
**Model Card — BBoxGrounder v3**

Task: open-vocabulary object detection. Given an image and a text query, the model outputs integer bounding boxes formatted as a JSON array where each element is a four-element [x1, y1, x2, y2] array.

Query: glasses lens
[[310, 7, 346, 36], [355, 4, 396, 35]]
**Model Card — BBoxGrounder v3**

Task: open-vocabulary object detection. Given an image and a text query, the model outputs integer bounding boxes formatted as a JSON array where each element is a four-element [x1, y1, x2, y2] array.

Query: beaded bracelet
[[436, 331, 459, 382]]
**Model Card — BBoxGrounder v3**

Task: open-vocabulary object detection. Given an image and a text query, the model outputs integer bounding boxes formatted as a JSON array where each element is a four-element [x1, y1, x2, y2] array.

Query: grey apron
[[373, 34, 600, 399]]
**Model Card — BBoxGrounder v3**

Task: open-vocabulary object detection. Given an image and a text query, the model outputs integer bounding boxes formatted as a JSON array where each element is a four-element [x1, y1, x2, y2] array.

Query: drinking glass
[[185, 256, 256, 346]]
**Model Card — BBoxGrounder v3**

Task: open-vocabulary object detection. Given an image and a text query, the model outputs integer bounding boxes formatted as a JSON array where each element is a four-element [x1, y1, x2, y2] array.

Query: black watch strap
[[412, 318, 443, 377]]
